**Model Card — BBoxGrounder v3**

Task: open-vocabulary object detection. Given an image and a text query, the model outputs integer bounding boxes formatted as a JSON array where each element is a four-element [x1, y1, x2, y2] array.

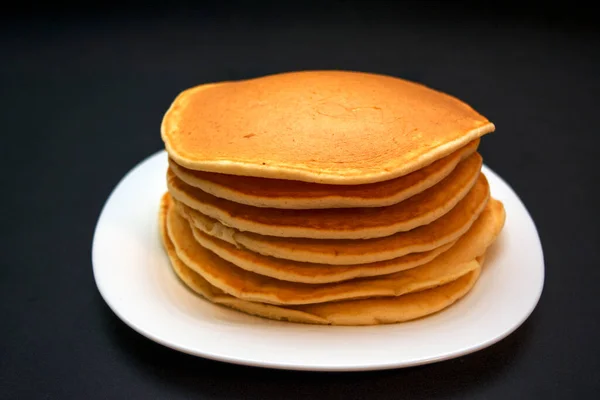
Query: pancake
[[295, 266, 481, 325], [161, 192, 485, 325], [165, 194, 505, 305], [168, 139, 479, 209], [190, 226, 455, 283], [167, 152, 483, 239], [176, 171, 490, 264], [161, 71, 494, 184]]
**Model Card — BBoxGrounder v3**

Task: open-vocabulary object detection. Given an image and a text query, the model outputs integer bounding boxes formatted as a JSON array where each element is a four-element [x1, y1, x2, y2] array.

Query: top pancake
[[168, 139, 479, 209], [161, 70, 494, 184]]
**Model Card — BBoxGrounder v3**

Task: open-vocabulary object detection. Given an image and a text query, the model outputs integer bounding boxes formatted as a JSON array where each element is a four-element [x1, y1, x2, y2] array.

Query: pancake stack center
[[158, 70, 505, 325]]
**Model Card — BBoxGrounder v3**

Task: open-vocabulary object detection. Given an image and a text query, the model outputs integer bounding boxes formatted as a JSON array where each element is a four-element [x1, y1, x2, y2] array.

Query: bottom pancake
[[159, 193, 486, 325]]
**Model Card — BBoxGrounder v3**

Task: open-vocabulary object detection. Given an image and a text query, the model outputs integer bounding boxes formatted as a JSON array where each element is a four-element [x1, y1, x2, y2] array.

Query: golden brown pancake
[[190, 226, 455, 283], [160, 192, 486, 325], [161, 71, 494, 184], [176, 172, 490, 264], [168, 139, 479, 209], [167, 152, 483, 239], [165, 194, 505, 305], [294, 267, 482, 325]]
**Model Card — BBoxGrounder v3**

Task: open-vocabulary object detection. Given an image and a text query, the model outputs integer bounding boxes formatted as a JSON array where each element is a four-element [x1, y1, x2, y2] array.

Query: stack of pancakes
[[159, 71, 505, 326]]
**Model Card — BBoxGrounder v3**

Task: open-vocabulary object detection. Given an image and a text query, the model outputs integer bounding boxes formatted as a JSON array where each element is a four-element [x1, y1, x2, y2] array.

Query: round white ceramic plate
[[92, 151, 544, 371]]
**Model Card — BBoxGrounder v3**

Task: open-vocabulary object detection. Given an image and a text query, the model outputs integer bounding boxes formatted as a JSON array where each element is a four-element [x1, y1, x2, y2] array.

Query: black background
[[2, 1, 599, 398]]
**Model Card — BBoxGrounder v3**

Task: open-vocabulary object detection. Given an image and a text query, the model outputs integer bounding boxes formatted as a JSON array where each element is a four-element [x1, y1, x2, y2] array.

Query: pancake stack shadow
[[158, 71, 506, 326]]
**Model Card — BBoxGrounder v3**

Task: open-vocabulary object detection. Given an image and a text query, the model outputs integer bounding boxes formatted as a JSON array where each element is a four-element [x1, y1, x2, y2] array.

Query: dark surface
[[2, 2, 600, 398]]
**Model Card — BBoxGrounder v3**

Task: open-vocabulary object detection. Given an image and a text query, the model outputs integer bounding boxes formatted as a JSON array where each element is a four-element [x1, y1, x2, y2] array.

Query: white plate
[[92, 151, 544, 371]]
